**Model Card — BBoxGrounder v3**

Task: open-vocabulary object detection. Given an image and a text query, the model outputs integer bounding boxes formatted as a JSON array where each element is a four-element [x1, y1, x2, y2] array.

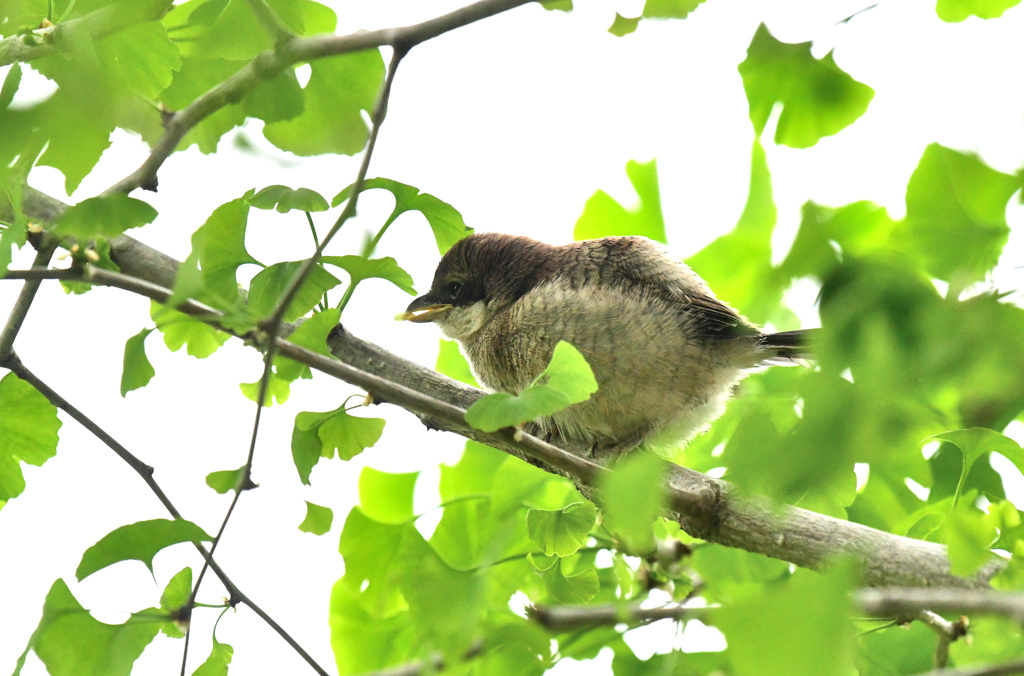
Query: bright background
[[2, 0, 1024, 674]]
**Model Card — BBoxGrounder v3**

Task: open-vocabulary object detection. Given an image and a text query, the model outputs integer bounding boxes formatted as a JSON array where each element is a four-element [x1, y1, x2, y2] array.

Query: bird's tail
[[759, 328, 819, 361]]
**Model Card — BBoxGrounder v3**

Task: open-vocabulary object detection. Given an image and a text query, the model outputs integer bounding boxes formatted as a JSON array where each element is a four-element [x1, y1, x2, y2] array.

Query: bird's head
[[398, 233, 554, 341]]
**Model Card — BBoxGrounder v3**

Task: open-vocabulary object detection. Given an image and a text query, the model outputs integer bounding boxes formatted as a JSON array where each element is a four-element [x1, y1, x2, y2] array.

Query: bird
[[399, 233, 813, 455]]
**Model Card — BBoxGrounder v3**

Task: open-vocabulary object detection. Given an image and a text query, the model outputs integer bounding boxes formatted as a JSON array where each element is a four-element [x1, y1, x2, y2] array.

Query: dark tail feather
[[759, 328, 819, 361]]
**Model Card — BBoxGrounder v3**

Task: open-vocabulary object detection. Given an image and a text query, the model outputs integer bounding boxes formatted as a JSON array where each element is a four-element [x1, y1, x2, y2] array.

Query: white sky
[[2, 1, 1024, 674]]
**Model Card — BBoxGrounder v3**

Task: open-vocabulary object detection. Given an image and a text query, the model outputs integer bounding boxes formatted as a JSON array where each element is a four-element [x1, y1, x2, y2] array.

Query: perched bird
[[400, 233, 813, 454]]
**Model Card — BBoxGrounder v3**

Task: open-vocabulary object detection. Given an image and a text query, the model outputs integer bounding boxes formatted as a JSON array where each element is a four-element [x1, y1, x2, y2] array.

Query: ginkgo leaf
[[0, 373, 61, 510], [76, 518, 212, 580]]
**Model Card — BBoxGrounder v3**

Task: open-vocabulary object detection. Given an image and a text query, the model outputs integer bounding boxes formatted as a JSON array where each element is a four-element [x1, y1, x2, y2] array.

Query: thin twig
[[530, 603, 711, 631], [0, 242, 56, 357], [911, 657, 1024, 676], [101, 0, 533, 195], [245, 0, 295, 43], [0, 352, 332, 676], [915, 610, 968, 669]]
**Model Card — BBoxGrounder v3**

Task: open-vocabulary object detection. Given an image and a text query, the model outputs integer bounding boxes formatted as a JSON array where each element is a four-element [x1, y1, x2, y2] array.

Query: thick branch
[[2, 244, 1003, 589]]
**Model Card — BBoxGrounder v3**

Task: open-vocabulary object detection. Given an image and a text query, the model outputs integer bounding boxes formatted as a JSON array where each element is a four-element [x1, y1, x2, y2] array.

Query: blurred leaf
[[436, 339, 479, 387], [76, 518, 211, 580], [52, 195, 157, 240], [299, 500, 333, 535], [718, 566, 854, 676], [687, 139, 783, 323], [329, 582, 415, 676], [337, 507, 409, 617], [599, 452, 667, 553], [945, 501, 998, 576], [264, 50, 384, 156], [359, 468, 418, 525], [574, 159, 666, 242], [539, 0, 573, 9], [543, 559, 599, 603], [642, 0, 706, 18], [0, 373, 61, 510], [205, 465, 247, 494], [322, 255, 416, 295], [901, 143, 1018, 287], [439, 441, 506, 502], [394, 528, 484, 658], [608, 13, 639, 36], [248, 185, 329, 213], [151, 302, 231, 358], [937, 0, 1021, 21], [781, 200, 897, 279], [120, 328, 156, 397], [15, 579, 164, 676], [247, 261, 339, 321], [526, 502, 597, 557], [191, 636, 233, 676], [95, 21, 180, 99], [465, 341, 597, 432], [739, 23, 873, 148], [334, 177, 472, 254]]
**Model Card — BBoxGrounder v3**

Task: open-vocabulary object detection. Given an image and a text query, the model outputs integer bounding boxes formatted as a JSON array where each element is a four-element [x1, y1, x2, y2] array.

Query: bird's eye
[[447, 281, 464, 299]]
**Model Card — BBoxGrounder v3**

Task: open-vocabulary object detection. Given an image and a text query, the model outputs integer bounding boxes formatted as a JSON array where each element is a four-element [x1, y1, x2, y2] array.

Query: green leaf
[[642, 0, 705, 18], [274, 306, 341, 382], [901, 143, 1018, 287], [739, 23, 874, 148], [322, 255, 416, 296], [937, 0, 1020, 21], [95, 21, 181, 99], [160, 567, 193, 612], [359, 468, 418, 525], [299, 500, 333, 535], [52, 194, 157, 240], [174, 194, 261, 304], [239, 374, 291, 406], [608, 13, 639, 36], [292, 405, 385, 480], [717, 566, 854, 676], [333, 177, 472, 254], [337, 507, 409, 617], [438, 441, 506, 501], [573, 159, 666, 242], [263, 50, 385, 156], [599, 452, 667, 553], [248, 185, 329, 213], [191, 637, 234, 676], [120, 328, 156, 396], [932, 428, 1024, 506], [526, 502, 597, 557], [0, 372, 61, 510], [76, 518, 212, 580], [151, 302, 231, 359], [247, 261, 340, 321], [16, 579, 164, 676], [205, 465, 247, 494], [436, 339, 479, 387], [780, 200, 897, 279], [465, 341, 597, 433]]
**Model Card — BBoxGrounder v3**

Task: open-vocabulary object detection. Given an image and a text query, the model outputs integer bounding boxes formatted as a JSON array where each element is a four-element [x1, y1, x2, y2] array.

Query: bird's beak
[[396, 294, 453, 323]]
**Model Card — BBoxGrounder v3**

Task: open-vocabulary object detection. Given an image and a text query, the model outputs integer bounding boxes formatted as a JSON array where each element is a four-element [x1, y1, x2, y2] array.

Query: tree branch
[[911, 657, 1024, 676], [0, 242, 56, 357], [101, 0, 535, 195], [1, 257, 1004, 589]]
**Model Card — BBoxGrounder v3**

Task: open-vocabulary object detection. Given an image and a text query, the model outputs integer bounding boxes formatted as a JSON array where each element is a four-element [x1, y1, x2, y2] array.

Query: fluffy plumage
[[404, 233, 812, 453]]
